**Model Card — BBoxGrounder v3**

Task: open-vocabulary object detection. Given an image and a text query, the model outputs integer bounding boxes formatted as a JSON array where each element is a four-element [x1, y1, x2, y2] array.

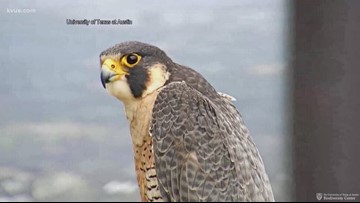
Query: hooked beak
[[100, 67, 118, 88], [100, 58, 127, 88]]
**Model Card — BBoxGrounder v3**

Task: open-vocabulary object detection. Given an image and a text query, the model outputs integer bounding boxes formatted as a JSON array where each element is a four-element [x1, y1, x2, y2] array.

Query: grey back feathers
[[150, 81, 274, 201]]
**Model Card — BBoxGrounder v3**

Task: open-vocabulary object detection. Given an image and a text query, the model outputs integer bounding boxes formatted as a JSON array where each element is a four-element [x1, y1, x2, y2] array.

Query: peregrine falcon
[[99, 41, 275, 202]]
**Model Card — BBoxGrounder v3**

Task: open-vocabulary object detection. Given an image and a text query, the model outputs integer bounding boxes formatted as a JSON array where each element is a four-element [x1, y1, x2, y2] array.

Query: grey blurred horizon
[[0, 0, 291, 201]]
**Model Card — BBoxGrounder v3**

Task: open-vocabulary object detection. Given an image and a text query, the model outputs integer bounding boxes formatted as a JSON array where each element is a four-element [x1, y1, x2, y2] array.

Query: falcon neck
[[123, 91, 163, 202], [124, 90, 159, 147]]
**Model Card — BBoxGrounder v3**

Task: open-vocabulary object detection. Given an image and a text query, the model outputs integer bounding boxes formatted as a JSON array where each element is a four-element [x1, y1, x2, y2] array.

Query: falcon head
[[99, 41, 172, 103]]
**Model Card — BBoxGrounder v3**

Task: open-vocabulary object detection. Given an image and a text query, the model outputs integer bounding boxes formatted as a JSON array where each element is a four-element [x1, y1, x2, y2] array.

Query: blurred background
[[0, 0, 292, 201]]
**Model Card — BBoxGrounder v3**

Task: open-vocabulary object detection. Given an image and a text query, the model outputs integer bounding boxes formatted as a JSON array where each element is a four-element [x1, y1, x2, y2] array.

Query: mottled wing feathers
[[150, 82, 274, 202]]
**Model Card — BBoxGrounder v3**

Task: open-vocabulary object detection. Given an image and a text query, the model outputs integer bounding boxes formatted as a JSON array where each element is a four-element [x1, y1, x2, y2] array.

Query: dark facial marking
[[126, 66, 148, 98]]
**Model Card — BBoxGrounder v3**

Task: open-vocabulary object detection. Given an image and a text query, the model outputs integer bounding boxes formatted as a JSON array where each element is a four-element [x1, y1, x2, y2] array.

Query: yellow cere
[[102, 58, 128, 76]]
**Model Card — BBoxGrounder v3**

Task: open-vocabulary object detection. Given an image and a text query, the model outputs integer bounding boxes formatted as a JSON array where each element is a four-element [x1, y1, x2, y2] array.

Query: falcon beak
[[101, 67, 118, 88], [100, 58, 127, 88]]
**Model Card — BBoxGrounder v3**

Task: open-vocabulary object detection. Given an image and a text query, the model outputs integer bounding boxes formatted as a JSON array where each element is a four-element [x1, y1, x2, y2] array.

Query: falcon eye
[[122, 53, 141, 68], [127, 54, 138, 64]]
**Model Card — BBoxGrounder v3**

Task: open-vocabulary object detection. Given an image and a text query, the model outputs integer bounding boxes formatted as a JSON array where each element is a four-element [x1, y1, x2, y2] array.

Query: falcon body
[[99, 41, 274, 202]]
